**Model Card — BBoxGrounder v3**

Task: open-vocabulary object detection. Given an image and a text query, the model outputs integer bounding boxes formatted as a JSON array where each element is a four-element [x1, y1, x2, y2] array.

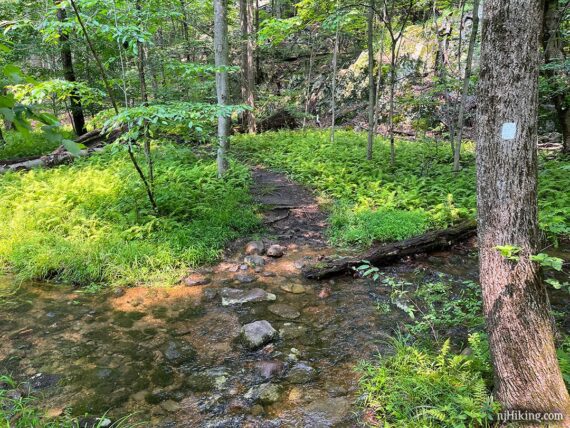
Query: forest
[[0, 0, 569, 426]]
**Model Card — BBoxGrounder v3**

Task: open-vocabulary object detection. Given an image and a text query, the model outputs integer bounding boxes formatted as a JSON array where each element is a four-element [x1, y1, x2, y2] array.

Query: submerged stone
[[280, 283, 307, 294], [220, 288, 276, 306], [286, 362, 316, 384], [268, 303, 301, 320], [241, 320, 277, 349], [163, 340, 196, 366], [244, 255, 265, 267]]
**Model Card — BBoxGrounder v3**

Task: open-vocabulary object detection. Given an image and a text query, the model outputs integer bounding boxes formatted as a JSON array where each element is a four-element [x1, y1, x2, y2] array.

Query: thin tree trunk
[[388, 40, 396, 163], [476, 0, 570, 421], [303, 30, 315, 129], [55, 1, 86, 136], [136, 0, 148, 104], [239, 0, 256, 133], [179, 0, 192, 62], [330, 25, 339, 143], [366, 0, 376, 160], [373, 26, 385, 138], [543, 0, 569, 154], [214, 0, 230, 176], [453, 0, 479, 172]]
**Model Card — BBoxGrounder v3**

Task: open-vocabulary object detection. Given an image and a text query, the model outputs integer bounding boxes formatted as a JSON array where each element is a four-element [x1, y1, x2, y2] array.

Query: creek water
[[2, 241, 568, 427]]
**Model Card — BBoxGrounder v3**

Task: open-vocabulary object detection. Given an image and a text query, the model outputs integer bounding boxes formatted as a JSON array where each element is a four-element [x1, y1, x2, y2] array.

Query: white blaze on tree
[[476, 0, 570, 423]]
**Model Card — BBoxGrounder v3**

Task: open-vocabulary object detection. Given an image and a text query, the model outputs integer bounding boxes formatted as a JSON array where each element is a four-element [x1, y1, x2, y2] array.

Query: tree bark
[[179, 0, 192, 62], [135, 0, 148, 104], [55, 1, 86, 136], [543, 0, 569, 154], [239, 0, 256, 133], [214, 0, 230, 177], [476, 0, 570, 422], [330, 25, 339, 143], [366, 0, 376, 160], [303, 221, 476, 279], [453, 0, 480, 171]]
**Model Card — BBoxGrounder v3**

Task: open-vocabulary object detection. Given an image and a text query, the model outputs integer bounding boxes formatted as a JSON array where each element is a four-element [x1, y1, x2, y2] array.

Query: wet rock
[[240, 264, 248, 270], [293, 259, 307, 269], [303, 397, 351, 426], [203, 288, 218, 300], [255, 360, 285, 380], [245, 382, 282, 404], [221, 288, 276, 306], [244, 255, 265, 267], [185, 373, 214, 392], [280, 283, 307, 294], [163, 340, 197, 366], [279, 323, 308, 340], [160, 399, 181, 412], [151, 365, 175, 386], [266, 245, 285, 258], [183, 274, 211, 286], [245, 240, 265, 255], [318, 286, 331, 299], [241, 320, 278, 349], [288, 387, 303, 401], [268, 303, 301, 320], [286, 362, 316, 384], [235, 274, 257, 284], [29, 373, 61, 390], [262, 271, 276, 277]]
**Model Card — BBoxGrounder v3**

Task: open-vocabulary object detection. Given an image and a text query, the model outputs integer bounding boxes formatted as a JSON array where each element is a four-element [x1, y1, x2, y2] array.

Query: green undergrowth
[[233, 129, 570, 244], [358, 334, 498, 428], [0, 143, 259, 286], [0, 129, 72, 161]]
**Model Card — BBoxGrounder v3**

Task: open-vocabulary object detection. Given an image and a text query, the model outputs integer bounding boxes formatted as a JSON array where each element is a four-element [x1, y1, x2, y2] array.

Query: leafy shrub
[[358, 334, 498, 427], [0, 129, 72, 161], [232, 130, 570, 242], [0, 143, 259, 286]]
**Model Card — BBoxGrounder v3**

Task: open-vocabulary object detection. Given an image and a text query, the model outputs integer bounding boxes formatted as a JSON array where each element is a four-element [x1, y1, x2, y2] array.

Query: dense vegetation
[[0, 142, 258, 286]]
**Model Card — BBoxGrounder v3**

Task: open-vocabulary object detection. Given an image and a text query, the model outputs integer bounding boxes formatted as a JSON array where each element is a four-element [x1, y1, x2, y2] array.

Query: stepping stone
[[268, 303, 301, 320], [267, 244, 285, 258], [221, 288, 276, 306], [280, 283, 307, 294], [244, 255, 265, 267], [245, 240, 265, 255], [241, 320, 277, 349]]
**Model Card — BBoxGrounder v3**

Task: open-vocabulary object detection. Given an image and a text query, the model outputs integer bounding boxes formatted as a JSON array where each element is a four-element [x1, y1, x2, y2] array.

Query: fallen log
[[303, 220, 477, 279], [0, 127, 123, 174]]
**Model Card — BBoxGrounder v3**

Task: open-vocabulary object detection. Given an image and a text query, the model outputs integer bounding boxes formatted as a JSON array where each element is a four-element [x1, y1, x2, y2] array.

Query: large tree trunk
[[366, 0, 376, 160], [214, 0, 230, 177], [56, 1, 86, 136], [453, 0, 480, 171], [476, 0, 570, 422], [543, 0, 569, 154], [239, 0, 257, 133]]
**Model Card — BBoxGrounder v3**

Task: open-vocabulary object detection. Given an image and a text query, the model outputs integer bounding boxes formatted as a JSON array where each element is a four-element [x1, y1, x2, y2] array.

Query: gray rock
[[241, 320, 277, 349], [245, 240, 265, 255], [286, 362, 316, 384], [163, 340, 196, 366], [235, 274, 257, 284], [221, 288, 276, 306], [245, 382, 281, 404], [244, 255, 265, 267], [266, 245, 285, 258], [160, 399, 181, 412], [268, 303, 301, 320], [183, 275, 211, 286]]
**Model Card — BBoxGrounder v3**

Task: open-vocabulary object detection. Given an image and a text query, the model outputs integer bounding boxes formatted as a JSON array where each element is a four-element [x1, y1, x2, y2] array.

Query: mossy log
[[303, 220, 477, 279]]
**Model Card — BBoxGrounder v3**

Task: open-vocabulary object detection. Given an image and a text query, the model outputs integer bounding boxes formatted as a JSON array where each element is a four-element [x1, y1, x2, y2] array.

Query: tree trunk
[[330, 25, 339, 143], [543, 0, 569, 154], [55, 1, 86, 136], [239, 0, 256, 133], [214, 0, 230, 177], [179, 0, 192, 62], [453, 0, 480, 172], [136, 0, 148, 104], [366, 0, 376, 160], [476, 0, 570, 422], [388, 40, 396, 163]]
